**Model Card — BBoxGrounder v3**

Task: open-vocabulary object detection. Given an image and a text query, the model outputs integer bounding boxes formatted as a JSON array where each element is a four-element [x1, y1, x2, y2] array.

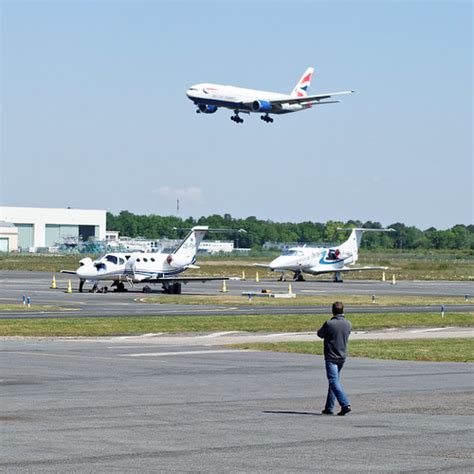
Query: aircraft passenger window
[[151, 258, 155, 262], [136, 258, 141, 262], [105, 255, 118, 265], [143, 258, 148, 262], [118, 258, 125, 265]]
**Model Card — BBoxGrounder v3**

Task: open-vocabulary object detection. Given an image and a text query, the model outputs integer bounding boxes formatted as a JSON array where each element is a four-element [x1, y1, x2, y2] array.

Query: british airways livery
[[186, 67, 354, 123]]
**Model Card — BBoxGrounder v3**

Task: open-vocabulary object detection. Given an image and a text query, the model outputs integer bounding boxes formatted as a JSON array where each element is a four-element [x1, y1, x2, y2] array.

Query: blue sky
[[1, 1, 472, 229]]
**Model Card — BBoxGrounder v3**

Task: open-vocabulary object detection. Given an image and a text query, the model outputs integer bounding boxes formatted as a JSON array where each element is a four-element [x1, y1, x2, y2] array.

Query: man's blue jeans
[[325, 360, 350, 412]]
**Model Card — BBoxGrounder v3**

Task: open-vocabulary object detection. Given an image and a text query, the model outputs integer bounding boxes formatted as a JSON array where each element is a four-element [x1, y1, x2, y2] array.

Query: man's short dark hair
[[332, 301, 344, 315]]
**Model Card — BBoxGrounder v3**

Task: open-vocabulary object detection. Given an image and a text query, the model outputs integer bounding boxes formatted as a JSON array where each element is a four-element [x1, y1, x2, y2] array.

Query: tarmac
[[1, 270, 473, 471], [0, 270, 473, 320], [1, 337, 473, 472]]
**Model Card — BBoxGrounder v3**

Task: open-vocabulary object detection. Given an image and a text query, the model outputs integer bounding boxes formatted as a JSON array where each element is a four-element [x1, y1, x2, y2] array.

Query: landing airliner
[[255, 228, 394, 282], [186, 67, 353, 123]]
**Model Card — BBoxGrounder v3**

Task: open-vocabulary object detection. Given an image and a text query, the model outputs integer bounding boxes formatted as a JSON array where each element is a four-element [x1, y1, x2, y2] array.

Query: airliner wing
[[266, 91, 354, 106]]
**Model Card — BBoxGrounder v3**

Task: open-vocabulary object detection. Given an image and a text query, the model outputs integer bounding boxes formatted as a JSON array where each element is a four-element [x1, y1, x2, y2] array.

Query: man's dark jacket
[[317, 314, 352, 362]]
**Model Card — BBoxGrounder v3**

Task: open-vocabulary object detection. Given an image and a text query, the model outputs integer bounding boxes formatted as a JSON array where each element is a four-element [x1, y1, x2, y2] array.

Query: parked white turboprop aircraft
[[256, 228, 394, 282], [186, 67, 354, 123], [62, 226, 228, 294]]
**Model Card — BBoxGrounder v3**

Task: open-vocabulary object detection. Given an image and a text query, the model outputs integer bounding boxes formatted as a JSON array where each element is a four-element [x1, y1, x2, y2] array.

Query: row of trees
[[106, 211, 474, 250]]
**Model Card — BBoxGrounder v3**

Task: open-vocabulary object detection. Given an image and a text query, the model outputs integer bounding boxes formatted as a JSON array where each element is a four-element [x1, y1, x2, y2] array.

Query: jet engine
[[251, 100, 272, 112], [198, 104, 218, 114], [165, 254, 189, 269]]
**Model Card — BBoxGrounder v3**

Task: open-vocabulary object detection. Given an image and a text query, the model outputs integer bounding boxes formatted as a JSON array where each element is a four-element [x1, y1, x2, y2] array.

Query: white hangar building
[[0, 206, 106, 251]]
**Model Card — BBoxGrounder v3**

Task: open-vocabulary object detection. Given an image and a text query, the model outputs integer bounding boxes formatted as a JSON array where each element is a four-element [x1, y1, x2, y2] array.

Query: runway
[[0, 271, 473, 319], [1, 337, 473, 472]]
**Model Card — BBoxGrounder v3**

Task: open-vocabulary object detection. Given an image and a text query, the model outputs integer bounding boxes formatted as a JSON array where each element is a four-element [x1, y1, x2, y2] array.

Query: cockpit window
[[105, 255, 118, 265], [188, 87, 198, 91], [283, 250, 304, 257]]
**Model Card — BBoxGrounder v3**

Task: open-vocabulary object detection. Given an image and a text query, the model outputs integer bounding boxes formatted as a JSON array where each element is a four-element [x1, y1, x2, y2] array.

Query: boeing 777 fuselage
[[186, 67, 353, 123]]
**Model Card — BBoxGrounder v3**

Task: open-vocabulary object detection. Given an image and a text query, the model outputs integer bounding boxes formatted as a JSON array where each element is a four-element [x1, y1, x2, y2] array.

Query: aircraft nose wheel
[[260, 114, 274, 123], [231, 115, 243, 123]]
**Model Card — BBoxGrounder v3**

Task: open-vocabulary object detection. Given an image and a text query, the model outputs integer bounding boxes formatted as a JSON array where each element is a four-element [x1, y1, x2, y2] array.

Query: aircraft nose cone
[[76, 266, 94, 279], [268, 259, 279, 270]]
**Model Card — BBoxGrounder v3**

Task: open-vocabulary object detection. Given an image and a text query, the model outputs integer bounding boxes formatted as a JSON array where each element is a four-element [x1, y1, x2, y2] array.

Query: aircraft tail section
[[171, 226, 208, 265], [338, 228, 394, 260], [291, 67, 314, 97]]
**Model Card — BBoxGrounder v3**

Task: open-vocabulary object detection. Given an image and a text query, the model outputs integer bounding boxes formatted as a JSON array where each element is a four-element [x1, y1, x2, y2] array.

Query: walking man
[[317, 301, 352, 416]]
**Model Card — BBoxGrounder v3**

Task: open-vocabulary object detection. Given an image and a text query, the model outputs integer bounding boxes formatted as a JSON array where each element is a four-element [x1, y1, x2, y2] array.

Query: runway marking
[[112, 333, 164, 339], [410, 327, 455, 333], [261, 332, 315, 338], [120, 349, 254, 357], [194, 331, 241, 338]]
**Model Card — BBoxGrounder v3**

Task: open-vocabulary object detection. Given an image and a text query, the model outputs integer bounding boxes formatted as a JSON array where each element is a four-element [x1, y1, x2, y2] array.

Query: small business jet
[[256, 228, 393, 282], [186, 67, 353, 123], [62, 226, 228, 294]]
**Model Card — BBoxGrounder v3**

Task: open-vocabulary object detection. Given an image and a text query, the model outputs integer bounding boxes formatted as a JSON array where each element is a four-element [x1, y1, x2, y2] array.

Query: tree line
[[106, 211, 474, 251]]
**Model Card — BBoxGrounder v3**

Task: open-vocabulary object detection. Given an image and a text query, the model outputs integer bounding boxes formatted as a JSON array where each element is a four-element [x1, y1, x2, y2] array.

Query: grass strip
[[0, 312, 472, 337], [229, 338, 474, 362], [0, 304, 65, 311], [141, 294, 471, 307]]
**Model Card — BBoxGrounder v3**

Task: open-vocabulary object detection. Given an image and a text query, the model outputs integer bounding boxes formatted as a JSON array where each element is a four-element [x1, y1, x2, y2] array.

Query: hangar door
[[79, 225, 98, 242], [14, 224, 34, 249], [0, 238, 9, 252], [45, 225, 79, 247]]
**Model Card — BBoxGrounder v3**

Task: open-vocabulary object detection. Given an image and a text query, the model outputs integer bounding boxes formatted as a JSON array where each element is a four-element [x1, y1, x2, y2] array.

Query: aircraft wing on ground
[[135, 276, 230, 284], [60, 270, 77, 274], [309, 265, 388, 274], [253, 263, 271, 268]]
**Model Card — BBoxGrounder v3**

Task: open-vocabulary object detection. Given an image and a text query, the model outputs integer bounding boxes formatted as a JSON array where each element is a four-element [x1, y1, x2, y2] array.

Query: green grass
[[0, 304, 65, 311], [0, 312, 472, 337], [229, 339, 474, 362], [141, 294, 471, 307]]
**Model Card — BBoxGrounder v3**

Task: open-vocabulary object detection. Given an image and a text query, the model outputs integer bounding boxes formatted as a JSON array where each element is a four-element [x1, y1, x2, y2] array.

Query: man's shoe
[[337, 406, 351, 416], [321, 409, 334, 415]]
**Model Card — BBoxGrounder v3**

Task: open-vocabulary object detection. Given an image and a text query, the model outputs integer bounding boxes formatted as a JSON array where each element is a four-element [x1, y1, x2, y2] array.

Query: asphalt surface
[[0, 271, 473, 319], [1, 338, 473, 472]]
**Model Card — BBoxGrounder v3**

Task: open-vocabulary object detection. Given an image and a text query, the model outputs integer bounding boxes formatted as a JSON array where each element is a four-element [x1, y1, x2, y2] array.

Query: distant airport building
[[198, 240, 234, 254], [106, 231, 235, 255], [0, 206, 106, 251], [0, 221, 19, 252]]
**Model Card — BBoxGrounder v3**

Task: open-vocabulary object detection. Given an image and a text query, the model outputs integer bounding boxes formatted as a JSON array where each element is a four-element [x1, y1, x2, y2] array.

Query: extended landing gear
[[231, 115, 243, 123], [111, 281, 127, 292], [162, 282, 182, 294], [293, 271, 306, 282], [333, 271, 343, 283], [278, 273, 286, 282], [79, 279, 85, 293], [90, 282, 108, 293], [260, 114, 273, 123]]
